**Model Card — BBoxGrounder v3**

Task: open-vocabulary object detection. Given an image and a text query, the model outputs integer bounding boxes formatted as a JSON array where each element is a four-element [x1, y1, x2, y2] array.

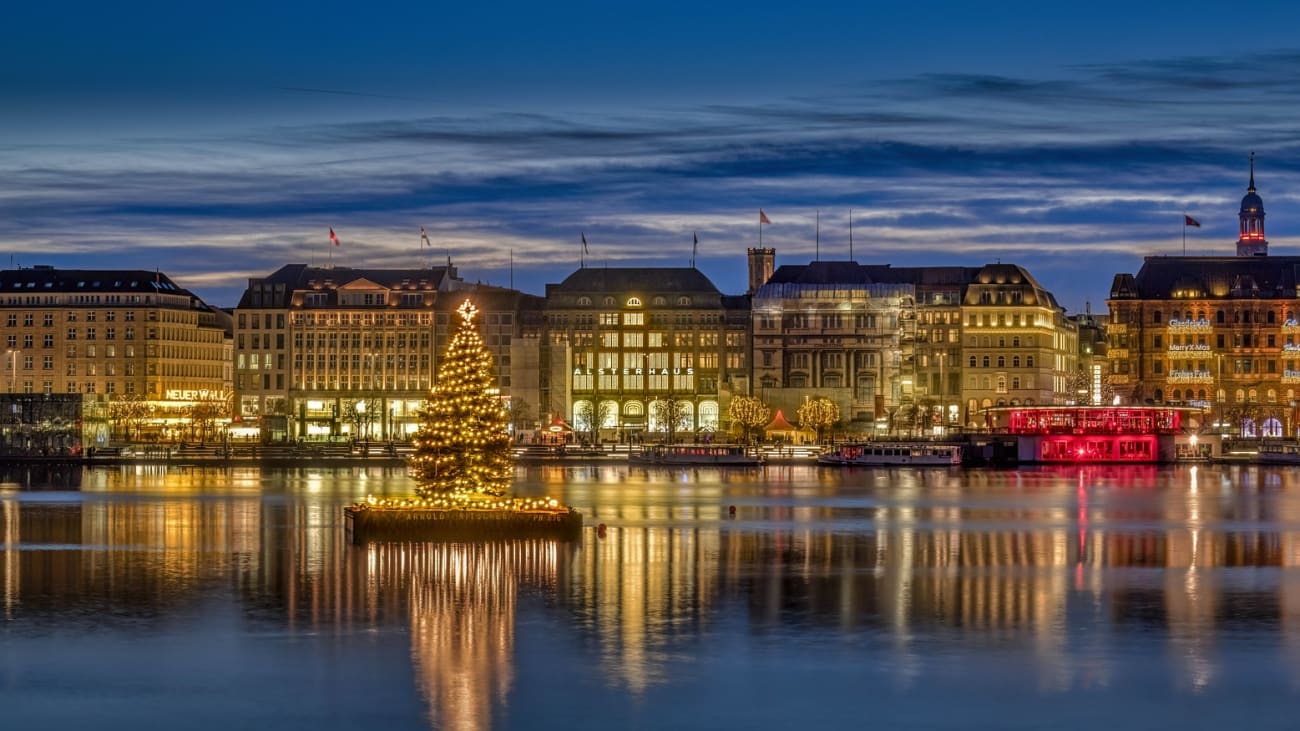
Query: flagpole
[[758, 211, 762, 247], [815, 209, 820, 262], [1183, 215, 1186, 256]]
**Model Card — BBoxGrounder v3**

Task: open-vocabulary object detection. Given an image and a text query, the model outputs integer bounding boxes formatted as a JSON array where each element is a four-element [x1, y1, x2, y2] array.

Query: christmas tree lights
[[409, 300, 514, 497]]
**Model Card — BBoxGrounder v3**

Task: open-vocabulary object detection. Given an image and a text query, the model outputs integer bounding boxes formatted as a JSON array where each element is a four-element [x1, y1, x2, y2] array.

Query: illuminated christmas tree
[[410, 300, 513, 497]]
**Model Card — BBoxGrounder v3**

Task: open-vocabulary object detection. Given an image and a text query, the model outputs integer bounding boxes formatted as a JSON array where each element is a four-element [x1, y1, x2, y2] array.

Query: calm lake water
[[3, 463, 1300, 729]]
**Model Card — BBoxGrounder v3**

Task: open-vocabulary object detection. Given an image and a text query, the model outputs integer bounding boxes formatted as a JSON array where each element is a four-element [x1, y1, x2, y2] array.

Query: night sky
[[6, 1, 1300, 311]]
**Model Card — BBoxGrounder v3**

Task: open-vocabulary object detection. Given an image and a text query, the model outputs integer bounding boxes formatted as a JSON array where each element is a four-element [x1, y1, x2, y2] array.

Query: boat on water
[[817, 442, 962, 467], [628, 444, 765, 466], [1251, 442, 1300, 465]]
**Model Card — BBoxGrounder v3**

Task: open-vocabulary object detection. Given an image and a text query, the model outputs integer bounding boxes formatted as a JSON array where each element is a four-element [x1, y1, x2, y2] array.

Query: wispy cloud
[[4, 49, 1300, 310]]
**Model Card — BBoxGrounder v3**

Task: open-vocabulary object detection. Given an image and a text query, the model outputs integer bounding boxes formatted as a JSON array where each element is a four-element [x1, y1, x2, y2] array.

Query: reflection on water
[[5, 464, 1300, 727]]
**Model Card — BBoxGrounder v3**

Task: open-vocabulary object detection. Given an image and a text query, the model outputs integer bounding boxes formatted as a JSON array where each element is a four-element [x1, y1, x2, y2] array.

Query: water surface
[[2, 463, 1299, 729]]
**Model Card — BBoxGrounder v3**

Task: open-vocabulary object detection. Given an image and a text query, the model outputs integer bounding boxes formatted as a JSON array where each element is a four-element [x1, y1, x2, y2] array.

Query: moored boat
[[628, 444, 764, 466], [817, 442, 962, 467]]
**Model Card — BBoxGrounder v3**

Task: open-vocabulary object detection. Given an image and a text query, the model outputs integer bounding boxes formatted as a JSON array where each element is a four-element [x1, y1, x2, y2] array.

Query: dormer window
[[677, 296, 691, 306], [577, 296, 592, 306], [626, 297, 642, 307]]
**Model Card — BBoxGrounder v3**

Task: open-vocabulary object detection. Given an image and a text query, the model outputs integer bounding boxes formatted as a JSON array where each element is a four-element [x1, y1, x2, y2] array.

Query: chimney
[[747, 247, 775, 294]]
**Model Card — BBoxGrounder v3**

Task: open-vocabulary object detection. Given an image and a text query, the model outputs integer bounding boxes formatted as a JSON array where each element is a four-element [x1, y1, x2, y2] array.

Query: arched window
[[572, 400, 593, 431], [1011, 376, 1020, 389], [1236, 389, 1246, 403], [600, 400, 619, 429], [653, 296, 667, 306], [969, 356, 977, 368], [997, 356, 1005, 367], [981, 336, 991, 348], [1268, 310, 1277, 324], [698, 401, 719, 432], [677, 296, 692, 306], [982, 356, 990, 368], [1154, 388, 1163, 402], [577, 297, 592, 306], [1012, 356, 1020, 367], [1012, 336, 1020, 347], [1263, 417, 1283, 438], [626, 297, 642, 307], [1268, 389, 1278, 403], [604, 296, 616, 306], [1198, 389, 1206, 400], [624, 400, 644, 416], [1173, 389, 1182, 401], [1026, 356, 1035, 368], [1241, 418, 1257, 439], [997, 337, 1005, 347], [996, 375, 1006, 393], [1248, 388, 1258, 402], [1153, 311, 1162, 324], [981, 398, 993, 409]]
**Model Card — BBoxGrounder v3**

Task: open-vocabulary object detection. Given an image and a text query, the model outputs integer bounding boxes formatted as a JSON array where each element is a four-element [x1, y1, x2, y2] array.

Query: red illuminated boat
[[989, 406, 1199, 464]]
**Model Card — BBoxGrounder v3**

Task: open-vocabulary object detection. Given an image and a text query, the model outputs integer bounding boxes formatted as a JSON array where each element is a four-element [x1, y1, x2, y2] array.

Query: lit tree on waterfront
[[728, 395, 770, 444], [410, 300, 513, 497], [797, 396, 840, 443]]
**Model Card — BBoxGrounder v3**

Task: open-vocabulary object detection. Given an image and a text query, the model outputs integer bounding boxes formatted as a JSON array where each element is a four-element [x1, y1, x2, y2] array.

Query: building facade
[[1107, 167, 1300, 436], [542, 267, 749, 440], [0, 266, 231, 442], [233, 265, 540, 442], [749, 257, 1077, 435]]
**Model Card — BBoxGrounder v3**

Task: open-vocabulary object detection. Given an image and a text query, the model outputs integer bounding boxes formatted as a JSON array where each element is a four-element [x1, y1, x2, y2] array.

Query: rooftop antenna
[[815, 209, 820, 261]]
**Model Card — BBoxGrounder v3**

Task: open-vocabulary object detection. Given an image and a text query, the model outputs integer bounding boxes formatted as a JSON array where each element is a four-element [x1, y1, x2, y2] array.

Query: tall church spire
[[1237, 151, 1268, 257]]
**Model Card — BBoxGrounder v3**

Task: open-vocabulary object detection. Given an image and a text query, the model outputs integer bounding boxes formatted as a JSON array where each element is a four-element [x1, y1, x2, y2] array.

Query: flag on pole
[[692, 231, 698, 267], [329, 228, 339, 246], [759, 209, 771, 225], [581, 232, 589, 255], [1184, 215, 1201, 227], [420, 226, 430, 246]]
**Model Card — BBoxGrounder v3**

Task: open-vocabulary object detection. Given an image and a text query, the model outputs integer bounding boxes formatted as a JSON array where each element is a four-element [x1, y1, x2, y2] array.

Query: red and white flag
[[759, 209, 771, 225], [329, 228, 339, 246]]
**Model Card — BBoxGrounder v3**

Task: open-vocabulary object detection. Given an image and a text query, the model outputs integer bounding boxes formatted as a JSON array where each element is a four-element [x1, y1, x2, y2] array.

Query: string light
[[350, 298, 569, 518]]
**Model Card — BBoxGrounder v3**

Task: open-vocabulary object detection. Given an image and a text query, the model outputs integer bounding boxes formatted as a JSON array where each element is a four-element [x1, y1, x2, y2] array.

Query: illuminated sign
[[164, 389, 227, 401], [1168, 319, 1211, 329], [1167, 344, 1210, 352], [1166, 370, 1213, 383]]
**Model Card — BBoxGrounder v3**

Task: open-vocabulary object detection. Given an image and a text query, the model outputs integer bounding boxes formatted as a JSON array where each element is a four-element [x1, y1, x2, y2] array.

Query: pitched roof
[[1112, 256, 1300, 300], [548, 267, 722, 294], [237, 264, 458, 308]]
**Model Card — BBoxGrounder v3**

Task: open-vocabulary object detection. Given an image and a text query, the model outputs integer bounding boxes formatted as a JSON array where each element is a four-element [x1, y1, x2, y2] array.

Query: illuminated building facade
[[961, 263, 1078, 422], [1108, 164, 1300, 437], [542, 267, 749, 439], [750, 258, 1076, 434], [233, 265, 541, 441], [0, 267, 231, 441]]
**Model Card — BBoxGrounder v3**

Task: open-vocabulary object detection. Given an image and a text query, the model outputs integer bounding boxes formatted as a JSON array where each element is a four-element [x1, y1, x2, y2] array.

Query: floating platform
[[345, 505, 583, 543]]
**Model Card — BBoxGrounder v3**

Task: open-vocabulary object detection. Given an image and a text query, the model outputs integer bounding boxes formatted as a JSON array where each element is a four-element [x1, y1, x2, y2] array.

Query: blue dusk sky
[[6, 1, 1300, 310]]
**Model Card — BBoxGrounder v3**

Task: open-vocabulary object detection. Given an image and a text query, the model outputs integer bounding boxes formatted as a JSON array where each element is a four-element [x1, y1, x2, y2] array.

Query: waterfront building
[[750, 256, 1076, 435], [233, 264, 540, 442], [960, 264, 1078, 423], [1107, 162, 1300, 436], [541, 267, 749, 440], [0, 266, 231, 442], [750, 260, 916, 430]]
